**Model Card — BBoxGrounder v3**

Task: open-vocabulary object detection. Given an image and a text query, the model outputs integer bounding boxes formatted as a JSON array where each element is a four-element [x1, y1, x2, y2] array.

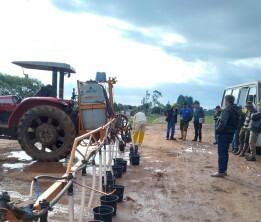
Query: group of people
[[165, 101, 204, 142], [164, 97, 260, 178], [212, 95, 261, 178]]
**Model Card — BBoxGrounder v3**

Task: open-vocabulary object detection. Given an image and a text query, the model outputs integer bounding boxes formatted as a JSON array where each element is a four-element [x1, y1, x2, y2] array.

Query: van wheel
[[17, 105, 76, 162]]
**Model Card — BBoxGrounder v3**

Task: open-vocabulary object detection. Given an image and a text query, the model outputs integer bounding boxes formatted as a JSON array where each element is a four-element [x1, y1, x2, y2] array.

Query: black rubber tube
[[49, 180, 73, 208]]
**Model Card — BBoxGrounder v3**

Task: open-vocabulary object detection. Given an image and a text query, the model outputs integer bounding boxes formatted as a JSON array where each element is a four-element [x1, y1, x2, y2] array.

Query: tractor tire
[[17, 105, 76, 162]]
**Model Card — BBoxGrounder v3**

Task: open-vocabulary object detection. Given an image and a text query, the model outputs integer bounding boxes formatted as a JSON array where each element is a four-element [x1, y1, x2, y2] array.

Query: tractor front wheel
[[17, 105, 76, 162]]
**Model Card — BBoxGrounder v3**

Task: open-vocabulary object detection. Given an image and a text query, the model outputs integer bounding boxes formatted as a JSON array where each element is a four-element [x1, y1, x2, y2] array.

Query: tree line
[[0, 73, 214, 116], [114, 90, 215, 116], [0, 73, 43, 97]]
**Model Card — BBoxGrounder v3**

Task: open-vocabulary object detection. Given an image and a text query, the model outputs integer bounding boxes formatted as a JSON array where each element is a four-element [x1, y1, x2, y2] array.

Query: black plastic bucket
[[115, 160, 127, 172], [106, 171, 113, 176], [130, 154, 140, 165], [92, 205, 114, 222], [109, 184, 125, 202], [112, 165, 123, 178], [113, 158, 123, 165], [100, 195, 119, 216], [102, 175, 115, 186]]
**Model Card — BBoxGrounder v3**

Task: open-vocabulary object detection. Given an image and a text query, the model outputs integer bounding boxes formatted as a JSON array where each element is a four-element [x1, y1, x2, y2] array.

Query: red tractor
[[0, 61, 128, 162]]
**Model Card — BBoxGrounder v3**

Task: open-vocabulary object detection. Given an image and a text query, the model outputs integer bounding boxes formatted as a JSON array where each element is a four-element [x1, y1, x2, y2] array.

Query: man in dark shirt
[[192, 101, 204, 142], [211, 95, 239, 178], [165, 104, 178, 140], [35, 84, 52, 97]]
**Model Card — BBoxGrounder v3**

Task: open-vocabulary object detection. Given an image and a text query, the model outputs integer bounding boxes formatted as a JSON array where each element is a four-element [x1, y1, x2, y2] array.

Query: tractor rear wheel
[[17, 105, 76, 162]]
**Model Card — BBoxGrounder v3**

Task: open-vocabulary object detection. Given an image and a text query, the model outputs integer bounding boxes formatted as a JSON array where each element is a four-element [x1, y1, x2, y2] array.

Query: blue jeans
[[232, 130, 239, 152], [193, 120, 202, 140], [166, 121, 176, 139], [217, 134, 234, 173]]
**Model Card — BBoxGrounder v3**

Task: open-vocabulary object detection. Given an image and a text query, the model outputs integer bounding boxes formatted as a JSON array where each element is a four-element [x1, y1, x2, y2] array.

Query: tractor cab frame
[[12, 61, 76, 99]]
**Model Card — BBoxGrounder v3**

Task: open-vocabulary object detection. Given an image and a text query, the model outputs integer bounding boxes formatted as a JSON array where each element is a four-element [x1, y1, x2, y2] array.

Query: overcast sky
[[1, 0, 261, 109]]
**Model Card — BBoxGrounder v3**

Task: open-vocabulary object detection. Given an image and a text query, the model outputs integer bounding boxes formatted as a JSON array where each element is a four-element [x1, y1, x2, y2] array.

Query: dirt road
[[0, 120, 260, 221]]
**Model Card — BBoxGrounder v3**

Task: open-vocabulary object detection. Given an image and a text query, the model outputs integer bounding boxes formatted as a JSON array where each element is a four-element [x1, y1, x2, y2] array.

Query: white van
[[221, 80, 261, 147]]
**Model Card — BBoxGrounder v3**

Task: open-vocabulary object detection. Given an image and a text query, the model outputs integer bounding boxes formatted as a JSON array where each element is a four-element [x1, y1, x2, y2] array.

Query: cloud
[[1, 0, 261, 110], [230, 57, 261, 69], [51, 0, 261, 60]]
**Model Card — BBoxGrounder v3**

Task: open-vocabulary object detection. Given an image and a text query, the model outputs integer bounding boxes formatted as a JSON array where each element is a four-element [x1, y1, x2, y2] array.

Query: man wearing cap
[[192, 101, 204, 142], [179, 102, 193, 141], [212, 95, 239, 177], [235, 101, 257, 156], [165, 104, 178, 140]]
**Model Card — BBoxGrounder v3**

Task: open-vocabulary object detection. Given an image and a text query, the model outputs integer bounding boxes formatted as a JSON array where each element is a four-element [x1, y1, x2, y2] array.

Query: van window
[[222, 89, 232, 106], [232, 88, 240, 104], [238, 87, 249, 107], [247, 86, 256, 104]]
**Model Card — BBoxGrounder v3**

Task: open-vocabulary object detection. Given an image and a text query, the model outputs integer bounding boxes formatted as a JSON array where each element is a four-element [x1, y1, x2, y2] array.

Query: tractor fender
[[8, 97, 67, 128]]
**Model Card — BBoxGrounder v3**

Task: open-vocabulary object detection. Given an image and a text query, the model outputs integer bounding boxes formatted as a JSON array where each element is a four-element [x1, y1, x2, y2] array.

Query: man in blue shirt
[[192, 101, 205, 142], [179, 102, 193, 141]]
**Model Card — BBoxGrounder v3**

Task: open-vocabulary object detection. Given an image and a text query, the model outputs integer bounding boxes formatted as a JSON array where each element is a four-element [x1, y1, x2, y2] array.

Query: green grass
[[146, 114, 161, 124], [177, 115, 214, 124], [204, 115, 214, 125]]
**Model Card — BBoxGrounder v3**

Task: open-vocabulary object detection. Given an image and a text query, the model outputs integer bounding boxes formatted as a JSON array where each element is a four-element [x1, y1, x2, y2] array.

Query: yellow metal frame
[[33, 118, 115, 211]]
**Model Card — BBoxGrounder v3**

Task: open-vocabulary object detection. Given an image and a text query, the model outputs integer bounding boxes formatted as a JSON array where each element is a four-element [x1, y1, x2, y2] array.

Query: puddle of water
[[143, 167, 154, 170], [129, 179, 140, 183], [239, 164, 261, 177], [2, 163, 31, 170], [51, 204, 69, 214], [155, 169, 165, 173], [7, 151, 32, 161], [201, 148, 213, 154], [183, 147, 193, 152], [48, 203, 92, 220], [182, 146, 213, 154], [239, 165, 250, 173], [143, 156, 152, 159], [149, 160, 163, 163]]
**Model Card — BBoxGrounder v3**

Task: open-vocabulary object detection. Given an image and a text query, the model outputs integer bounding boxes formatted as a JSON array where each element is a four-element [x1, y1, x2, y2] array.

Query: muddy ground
[[0, 119, 260, 222]]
